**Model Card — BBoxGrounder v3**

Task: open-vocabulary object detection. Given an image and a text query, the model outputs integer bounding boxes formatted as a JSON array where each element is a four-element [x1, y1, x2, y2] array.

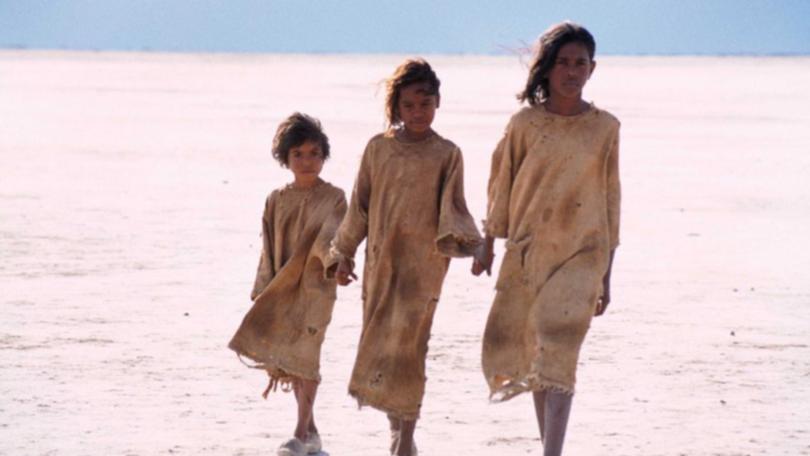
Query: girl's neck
[[543, 97, 591, 117], [396, 127, 435, 143], [291, 176, 322, 190]]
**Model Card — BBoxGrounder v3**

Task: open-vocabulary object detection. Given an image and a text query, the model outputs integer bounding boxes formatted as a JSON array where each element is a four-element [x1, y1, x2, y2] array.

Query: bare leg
[[305, 382, 319, 436], [395, 419, 416, 456], [308, 410, 318, 435], [388, 414, 401, 454], [292, 378, 319, 441], [388, 414, 401, 432], [532, 390, 547, 442], [541, 391, 572, 456]]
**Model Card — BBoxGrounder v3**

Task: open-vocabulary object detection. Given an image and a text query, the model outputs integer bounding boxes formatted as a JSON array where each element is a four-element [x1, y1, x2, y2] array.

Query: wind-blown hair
[[271, 112, 330, 167], [518, 21, 596, 105], [384, 58, 441, 128]]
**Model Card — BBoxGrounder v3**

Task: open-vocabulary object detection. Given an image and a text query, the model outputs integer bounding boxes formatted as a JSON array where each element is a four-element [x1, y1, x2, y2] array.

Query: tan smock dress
[[329, 131, 481, 419], [229, 179, 347, 389], [482, 104, 620, 400]]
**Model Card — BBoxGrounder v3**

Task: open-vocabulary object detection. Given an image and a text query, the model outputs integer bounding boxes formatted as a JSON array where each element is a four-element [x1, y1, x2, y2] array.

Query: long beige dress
[[482, 104, 620, 400], [329, 131, 481, 419], [229, 179, 347, 388]]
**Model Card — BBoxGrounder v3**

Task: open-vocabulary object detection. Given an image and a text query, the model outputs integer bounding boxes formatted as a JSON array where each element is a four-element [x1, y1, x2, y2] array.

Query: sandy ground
[[1, 51, 809, 455]]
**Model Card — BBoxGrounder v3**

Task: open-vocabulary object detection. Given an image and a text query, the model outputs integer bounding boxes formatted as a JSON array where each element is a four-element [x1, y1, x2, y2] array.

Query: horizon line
[[2, 46, 809, 58]]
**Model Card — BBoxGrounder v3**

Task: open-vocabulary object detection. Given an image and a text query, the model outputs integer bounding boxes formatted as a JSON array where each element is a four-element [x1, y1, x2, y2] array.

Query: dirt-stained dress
[[229, 179, 347, 387], [482, 104, 620, 399], [329, 131, 481, 419]]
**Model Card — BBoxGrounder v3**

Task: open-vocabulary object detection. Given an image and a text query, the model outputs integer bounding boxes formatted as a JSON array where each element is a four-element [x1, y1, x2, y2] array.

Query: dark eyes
[[291, 151, 321, 158], [556, 59, 588, 66], [402, 101, 433, 109]]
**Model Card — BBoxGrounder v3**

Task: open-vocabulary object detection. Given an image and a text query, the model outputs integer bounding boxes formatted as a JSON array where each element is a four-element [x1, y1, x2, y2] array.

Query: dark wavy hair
[[271, 112, 330, 167], [384, 58, 441, 128], [518, 21, 596, 105]]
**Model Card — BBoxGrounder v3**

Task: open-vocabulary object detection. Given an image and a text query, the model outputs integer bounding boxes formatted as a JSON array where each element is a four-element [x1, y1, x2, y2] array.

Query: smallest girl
[[229, 113, 347, 456]]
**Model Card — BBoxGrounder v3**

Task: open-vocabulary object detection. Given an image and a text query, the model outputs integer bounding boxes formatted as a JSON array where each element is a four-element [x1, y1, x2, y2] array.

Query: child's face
[[288, 140, 324, 186], [546, 42, 595, 101], [397, 82, 439, 138]]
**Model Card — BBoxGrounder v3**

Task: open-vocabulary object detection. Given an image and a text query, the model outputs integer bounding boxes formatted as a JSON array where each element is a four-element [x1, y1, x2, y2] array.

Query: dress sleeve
[[312, 191, 348, 277], [250, 193, 276, 300], [606, 126, 621, 249], [435, 147, 482, 257], [484, 119, 521, 239], [327, 144, 372, 270]]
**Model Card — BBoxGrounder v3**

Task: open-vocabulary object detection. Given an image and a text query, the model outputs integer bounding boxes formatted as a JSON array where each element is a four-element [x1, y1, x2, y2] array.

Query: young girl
[[229, 113, 347, 456], [328, 59, 481, 456], [472, 22, 621, 456]]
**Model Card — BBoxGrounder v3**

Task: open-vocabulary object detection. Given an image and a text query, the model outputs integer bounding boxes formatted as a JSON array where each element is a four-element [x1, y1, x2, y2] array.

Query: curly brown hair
[[384, 58, 441, 128], [518, 21, 596, 106], [271, 112, 330, 167]]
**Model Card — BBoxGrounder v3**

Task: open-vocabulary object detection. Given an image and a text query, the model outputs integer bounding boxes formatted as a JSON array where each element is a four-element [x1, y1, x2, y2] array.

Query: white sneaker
[[304, 432, 322, 454], [277, 438, 306, 456]]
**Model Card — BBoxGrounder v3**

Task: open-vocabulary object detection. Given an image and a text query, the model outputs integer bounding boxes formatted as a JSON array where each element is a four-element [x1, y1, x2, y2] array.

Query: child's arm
[[326, 145, 373, 286], [606, 127, 621, 252], [312, 191, 349, 280], [326, 193, 357, 286], [335, 258, 358, 286], [596, 249, 616, 316], [471, 235, 495, 276], [435, 147, 482, 257], [597, 125, 621, 316], [482, 124, 517, 240], [250, 194, 276, 300], [472, 118, 523, 276]]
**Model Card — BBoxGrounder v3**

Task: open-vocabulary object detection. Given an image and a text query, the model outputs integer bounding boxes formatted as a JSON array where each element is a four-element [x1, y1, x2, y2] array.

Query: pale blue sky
[[1, 0, 809, 55]]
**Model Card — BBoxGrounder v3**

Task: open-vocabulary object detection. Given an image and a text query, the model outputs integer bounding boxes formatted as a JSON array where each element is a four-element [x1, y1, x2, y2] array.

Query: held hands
[[595, 277, 611, 316], [471, 241, 494, 276], [335, 258, 358, 286], [595, 249, 616, 316]]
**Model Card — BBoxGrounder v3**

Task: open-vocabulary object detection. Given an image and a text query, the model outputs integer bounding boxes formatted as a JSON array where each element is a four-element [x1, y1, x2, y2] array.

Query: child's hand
[[335, 258, 358, 286], [595, 278, 611, 316], [471, 258, 490, 276], [596, 249, 616, 316], [471, 242, 494, 276]]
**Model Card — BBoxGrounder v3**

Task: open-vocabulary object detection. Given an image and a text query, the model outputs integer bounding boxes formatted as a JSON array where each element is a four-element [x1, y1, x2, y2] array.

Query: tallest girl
[[473, 22, 621, 456]]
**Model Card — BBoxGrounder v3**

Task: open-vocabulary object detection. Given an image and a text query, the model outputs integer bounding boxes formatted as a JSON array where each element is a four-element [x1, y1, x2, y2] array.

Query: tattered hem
[[435, 231, 481, 258], [487, 372, 574, 403], [231, 348, 321, 397], [348, 387, 421, 421]]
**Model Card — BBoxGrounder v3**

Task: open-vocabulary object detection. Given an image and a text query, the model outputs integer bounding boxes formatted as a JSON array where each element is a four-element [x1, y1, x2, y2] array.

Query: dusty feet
[[390, 430, 418, 456], [303, 432, 322, 454], [277, 437, 306, 456]]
